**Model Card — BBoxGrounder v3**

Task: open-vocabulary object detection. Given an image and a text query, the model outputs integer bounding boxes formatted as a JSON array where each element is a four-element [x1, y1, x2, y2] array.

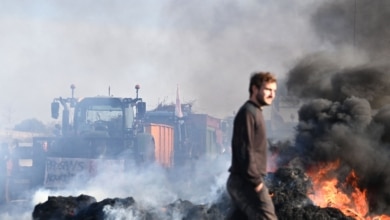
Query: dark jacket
[[228, 101, 268, 187]]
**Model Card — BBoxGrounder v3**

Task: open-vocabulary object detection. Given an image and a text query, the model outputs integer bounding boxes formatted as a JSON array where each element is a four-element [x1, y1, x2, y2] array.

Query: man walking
[[227, 72, 278, 219]]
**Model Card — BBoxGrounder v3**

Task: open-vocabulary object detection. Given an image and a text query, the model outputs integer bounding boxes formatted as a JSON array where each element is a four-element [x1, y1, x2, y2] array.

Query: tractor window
[[73, 97, 138, 135], [124, 106, 134, 129], [84, 105, 123, 134], [74, 98, 126, 135], [85, 105, 122, 123]]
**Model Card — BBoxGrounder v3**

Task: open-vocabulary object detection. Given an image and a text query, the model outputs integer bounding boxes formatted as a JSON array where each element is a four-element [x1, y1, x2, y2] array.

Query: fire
[[306, 160, 390, 220], [373, 216, 390, 220]]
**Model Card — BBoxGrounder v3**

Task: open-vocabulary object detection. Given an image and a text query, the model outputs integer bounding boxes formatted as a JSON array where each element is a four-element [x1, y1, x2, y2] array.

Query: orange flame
[[306, 160, 390, 220]]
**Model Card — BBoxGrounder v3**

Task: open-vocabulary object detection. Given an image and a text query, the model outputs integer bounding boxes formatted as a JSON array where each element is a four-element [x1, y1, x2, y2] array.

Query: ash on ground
[[32, 167, 354, 220]]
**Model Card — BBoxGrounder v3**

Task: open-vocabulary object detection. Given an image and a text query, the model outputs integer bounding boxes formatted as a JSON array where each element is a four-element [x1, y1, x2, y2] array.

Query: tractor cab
[[73, 97, 133, 137]]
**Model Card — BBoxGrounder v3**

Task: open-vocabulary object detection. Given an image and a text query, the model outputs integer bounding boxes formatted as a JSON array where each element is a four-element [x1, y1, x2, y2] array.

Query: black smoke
[[286, 54, 390, 109], [286, 95, 390, 215], [311, 0, 390, 61], [282, 0, 390, 216]]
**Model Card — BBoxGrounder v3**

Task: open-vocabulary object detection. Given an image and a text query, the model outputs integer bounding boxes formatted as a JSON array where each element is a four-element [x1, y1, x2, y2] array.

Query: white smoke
[[0, 0, 334, 218], [0, 0, 323, 129], [27, 154, 228, 220]]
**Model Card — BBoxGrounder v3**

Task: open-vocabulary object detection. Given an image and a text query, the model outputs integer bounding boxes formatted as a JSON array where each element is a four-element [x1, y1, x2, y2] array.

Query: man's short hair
[[249, 72, 277, 94]]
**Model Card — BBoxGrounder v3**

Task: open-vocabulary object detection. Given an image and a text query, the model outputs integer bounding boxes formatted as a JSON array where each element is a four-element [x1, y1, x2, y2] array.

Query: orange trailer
[[144, 123, 174, 168]]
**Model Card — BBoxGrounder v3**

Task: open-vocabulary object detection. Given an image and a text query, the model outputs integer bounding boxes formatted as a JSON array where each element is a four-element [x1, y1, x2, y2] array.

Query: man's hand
[[255, 182, 263, 192]]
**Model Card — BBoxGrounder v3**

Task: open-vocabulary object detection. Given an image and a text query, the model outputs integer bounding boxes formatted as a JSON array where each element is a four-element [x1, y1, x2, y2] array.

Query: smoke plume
[[283, 0, 390, 215]]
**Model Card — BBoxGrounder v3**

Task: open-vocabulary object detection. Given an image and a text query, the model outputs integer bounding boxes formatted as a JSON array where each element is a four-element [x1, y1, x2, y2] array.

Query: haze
[[0, 0, 322, 128]]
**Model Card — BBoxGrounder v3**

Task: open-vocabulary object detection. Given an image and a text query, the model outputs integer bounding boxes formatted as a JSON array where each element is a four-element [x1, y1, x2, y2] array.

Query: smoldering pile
[[32, 194, 227, 220], [32, 167, 353, 220]]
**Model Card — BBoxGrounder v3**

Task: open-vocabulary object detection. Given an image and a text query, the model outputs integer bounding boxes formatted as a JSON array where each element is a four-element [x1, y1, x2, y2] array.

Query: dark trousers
[[227, 174, 277, 220]]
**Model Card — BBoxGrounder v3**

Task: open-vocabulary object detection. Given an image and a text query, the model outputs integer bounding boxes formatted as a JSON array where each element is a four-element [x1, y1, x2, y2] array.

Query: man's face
[[254, 82, 277, 106]]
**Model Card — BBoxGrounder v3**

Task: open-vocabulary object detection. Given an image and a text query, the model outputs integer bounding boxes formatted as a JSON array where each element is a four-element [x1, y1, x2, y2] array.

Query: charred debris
[[32, 167, 353, 220]]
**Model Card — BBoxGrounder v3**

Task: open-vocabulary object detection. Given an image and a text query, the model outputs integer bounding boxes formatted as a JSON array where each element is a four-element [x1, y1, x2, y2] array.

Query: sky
[[0, 0, 324, 128]]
